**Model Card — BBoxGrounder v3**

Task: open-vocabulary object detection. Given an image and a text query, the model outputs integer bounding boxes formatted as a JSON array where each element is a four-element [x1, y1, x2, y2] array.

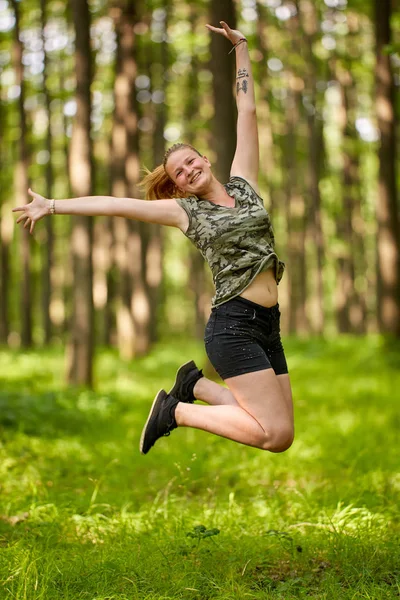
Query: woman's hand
[[205, 21, 246, 46], [12, 188, 51, 234]]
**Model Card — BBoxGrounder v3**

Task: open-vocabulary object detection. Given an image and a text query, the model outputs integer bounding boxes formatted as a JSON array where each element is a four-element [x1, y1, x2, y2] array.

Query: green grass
[[0, 336, 399, 599]]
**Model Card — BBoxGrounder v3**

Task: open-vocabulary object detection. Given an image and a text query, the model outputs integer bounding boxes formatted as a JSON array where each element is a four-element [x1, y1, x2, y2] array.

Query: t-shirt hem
[[211, 254, 280, 308]]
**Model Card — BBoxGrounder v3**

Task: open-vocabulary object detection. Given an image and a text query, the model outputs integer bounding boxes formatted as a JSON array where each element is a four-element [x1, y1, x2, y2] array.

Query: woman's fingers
[[205, 23, 228, 37], [12, 205, 27, 213]]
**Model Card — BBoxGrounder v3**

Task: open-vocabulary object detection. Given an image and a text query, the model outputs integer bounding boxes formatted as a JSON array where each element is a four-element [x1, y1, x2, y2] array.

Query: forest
[[1, 0, 399, 385], [0, 2, 400, 598]]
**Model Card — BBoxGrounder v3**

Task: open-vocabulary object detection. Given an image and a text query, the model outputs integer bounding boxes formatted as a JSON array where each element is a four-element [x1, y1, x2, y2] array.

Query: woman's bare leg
[[193, 376, 239, 406], [175, 368, 294, 452]]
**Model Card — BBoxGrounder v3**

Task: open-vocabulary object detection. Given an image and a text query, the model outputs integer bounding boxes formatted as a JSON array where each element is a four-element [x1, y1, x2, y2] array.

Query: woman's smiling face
[[165, 148, 212, 195]]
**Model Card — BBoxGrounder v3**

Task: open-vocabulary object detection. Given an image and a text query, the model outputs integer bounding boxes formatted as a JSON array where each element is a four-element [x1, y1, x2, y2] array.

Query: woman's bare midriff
[[239, 267, 278, 308]]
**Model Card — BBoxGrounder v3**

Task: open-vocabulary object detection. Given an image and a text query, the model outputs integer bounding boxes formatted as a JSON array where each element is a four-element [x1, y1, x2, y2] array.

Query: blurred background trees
[[0, 0, 399, 385]]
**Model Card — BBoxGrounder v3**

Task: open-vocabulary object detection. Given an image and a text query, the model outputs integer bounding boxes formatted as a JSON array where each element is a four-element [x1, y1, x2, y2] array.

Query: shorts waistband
[[217, 295, 279, 315]]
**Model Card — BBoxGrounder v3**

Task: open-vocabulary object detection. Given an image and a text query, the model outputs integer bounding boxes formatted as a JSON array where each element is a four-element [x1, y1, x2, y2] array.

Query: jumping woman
[[13, 21, 294, 456]]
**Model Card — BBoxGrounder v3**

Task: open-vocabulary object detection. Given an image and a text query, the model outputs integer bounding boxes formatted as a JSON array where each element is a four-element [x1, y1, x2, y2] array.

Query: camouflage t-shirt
[[175, 175, 285, 307]]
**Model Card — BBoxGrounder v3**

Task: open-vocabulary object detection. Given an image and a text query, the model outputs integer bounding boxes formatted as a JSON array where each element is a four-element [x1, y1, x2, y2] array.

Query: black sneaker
[[168, 360, 203, 404], [140, 390, 179, 455]]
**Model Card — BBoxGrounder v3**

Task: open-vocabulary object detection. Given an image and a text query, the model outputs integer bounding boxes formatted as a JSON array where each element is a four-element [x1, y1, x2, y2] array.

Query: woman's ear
[[202, 155, 211, 166]]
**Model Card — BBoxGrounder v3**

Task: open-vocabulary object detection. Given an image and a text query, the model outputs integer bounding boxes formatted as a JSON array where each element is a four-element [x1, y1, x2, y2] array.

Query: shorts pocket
[[224, 307, 256, 322]]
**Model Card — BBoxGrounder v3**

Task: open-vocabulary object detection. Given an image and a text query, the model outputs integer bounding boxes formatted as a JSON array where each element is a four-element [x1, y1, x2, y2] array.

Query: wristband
[[228, 38, 247, 54], [49, 199, 55, 214]]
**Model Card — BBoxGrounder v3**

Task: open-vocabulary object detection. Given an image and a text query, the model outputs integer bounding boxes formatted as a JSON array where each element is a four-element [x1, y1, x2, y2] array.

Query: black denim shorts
[[204, 296, 288, 380]]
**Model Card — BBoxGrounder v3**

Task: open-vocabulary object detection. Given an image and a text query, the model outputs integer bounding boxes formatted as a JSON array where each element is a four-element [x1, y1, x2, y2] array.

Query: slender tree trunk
[[374, 0, 400, 335], [183, 5, 209, 338], [11, 0, 32, 348], [285, 11, 308, 334], [103, 214, 117, 346], [40, 0, 54, 345], [209, 0, 237, 183], [111, 0, 150, 359], [255, 1, 276, 216], [335, 60, 367, 333], [335, 65, 356, 333], [127, 13, 150, 358], [67, 0, 94, 385], [92, 218, 112, 345], [0, 88, 10, 343], [57, 61, 71, 339], [146, 1, 170, 344], [300, 0, 325, 334]]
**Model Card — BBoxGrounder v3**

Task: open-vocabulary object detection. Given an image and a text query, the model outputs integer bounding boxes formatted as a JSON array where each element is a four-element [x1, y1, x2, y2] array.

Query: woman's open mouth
[[191, 172, 201, 184]]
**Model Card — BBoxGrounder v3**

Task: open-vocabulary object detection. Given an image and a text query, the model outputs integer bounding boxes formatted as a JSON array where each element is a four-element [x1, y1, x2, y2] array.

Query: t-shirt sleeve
[[174, 197, 193, 235], [228, 175, 265, 205]]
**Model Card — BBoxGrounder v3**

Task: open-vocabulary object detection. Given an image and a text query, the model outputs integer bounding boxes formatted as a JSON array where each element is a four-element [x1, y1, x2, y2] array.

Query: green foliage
[[0, 336, 399, 598]]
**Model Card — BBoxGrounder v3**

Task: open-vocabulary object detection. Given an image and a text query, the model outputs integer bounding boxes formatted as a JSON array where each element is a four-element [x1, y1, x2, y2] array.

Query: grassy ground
[[0, 336, 399, 599]]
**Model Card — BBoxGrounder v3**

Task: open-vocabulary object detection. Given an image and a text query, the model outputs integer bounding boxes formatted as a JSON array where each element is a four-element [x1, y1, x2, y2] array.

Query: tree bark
[[40, 0, 55, 345], [375, 0, 400, 335], [255, 1, 276, 216], [110, 0, 151, 359], [0, 88, 10, 343], [335, 58, 367, 334], [300, 0, 325, 334], [11, 0, 32, 348], [183, 5, 210, 338], [67, 0, 94, 385], [285, 10, 308, 334], [209, 0, 237, 183]]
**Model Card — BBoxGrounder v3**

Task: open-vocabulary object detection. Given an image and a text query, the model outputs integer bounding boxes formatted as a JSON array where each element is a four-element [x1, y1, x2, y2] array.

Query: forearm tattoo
[[236, 68, 249, 94]]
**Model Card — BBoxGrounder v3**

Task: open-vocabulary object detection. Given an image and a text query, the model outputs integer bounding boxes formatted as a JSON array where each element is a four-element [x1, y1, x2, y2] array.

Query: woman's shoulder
[[175, 195, 199, 210], [225, 175, 264, 204]]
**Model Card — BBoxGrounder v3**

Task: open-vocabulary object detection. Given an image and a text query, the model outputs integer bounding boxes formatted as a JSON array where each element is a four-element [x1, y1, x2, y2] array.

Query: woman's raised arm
[[12, 189, 186, 234], [206, 21, 259, 191]]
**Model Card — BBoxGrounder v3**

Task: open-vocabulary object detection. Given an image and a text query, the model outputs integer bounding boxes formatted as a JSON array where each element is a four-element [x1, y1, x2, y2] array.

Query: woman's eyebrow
[[175, 155, 192, 174]]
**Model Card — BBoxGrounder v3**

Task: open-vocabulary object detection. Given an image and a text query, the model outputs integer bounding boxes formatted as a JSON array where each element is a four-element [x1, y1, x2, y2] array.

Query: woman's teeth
[[191, 173, 200, 183]]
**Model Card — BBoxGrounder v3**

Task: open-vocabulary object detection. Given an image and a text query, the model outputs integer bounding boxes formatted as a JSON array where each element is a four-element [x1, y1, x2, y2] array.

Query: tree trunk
[[0, 89, 11, 343], [40, 0, 54, 345], [56, 63, 71, 340], [146, 1, 171, 344], [67, 0, 94, 386], [209, 0, 237, 183], [300, 0, 325, 334], [103, 213, 117, 346], [182, 5, 210, 338], [255, 1, 276, 216], [11, 0, 32, 348], [374, 0, 400, 335], [110, 0, 150, 359], [335, 58, 367, 334], [285, 11, 308, 335]]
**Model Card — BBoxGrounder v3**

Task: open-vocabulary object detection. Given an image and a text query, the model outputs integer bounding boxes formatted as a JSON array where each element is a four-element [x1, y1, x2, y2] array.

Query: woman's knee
[[258, 425, 294, 453]]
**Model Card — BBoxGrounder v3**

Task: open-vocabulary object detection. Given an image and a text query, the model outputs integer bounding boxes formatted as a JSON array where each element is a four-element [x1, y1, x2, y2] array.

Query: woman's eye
[[189, 159, 194, 164]]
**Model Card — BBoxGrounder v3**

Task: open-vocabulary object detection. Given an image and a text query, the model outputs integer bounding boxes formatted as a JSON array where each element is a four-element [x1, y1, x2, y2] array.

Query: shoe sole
[[168, 360, 197, 398], [139, 389, 166, 455]]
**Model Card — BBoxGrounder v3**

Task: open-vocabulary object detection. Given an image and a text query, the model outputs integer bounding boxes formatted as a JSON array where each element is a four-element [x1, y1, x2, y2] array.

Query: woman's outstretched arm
[[12, 189, 186, 234], [206, 21, 259, 191]]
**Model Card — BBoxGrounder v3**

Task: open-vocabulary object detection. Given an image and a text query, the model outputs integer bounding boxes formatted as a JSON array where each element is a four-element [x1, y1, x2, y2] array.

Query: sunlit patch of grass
[[0, 336, 399, 598]]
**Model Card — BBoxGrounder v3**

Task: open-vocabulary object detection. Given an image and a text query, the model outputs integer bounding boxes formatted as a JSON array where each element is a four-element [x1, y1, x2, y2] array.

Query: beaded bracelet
[[49, 199, 55, 214]]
